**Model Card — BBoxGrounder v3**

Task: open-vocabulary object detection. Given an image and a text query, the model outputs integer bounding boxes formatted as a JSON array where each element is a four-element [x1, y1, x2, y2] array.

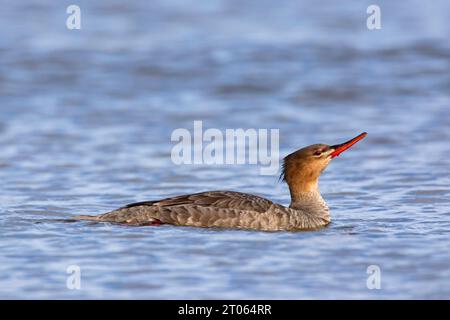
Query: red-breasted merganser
[[74, 133, 367, 231]]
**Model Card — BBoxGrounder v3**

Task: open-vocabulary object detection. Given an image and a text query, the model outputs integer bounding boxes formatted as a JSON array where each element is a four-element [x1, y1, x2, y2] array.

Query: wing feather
[[121, 190, 275, 213]]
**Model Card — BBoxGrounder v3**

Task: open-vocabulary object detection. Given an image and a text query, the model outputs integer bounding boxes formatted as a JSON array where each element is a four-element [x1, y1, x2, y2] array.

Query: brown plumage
[[74, 133, 367, 231]]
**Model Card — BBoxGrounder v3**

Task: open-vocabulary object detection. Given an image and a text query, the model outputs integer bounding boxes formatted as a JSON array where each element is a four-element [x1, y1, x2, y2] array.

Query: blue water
[[0, 0, 449, 299]]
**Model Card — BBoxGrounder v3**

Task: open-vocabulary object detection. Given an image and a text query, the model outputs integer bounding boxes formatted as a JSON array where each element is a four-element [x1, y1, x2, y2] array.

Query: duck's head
[[281, 132, 367, 197]]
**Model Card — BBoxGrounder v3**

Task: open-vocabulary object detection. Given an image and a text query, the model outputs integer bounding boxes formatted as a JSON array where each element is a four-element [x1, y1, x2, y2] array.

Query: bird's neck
[[289, 184, 329, 219], [288, 177, 319, 201]]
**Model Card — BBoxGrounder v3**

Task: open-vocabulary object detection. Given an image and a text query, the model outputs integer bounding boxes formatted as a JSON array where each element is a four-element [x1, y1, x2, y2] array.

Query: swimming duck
[[74, 132, 367, 231]]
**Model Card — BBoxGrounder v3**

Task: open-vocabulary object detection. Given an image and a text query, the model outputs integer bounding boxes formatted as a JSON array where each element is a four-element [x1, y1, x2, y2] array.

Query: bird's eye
[[314, 151, 322, 156]]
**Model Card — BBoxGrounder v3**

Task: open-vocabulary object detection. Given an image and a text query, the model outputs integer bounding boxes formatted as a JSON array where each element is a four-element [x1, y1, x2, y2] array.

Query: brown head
[[281, 132, 367, 202]]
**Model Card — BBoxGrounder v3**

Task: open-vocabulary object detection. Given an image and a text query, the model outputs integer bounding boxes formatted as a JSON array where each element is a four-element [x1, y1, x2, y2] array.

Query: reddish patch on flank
[[149, 219, 163, 226]]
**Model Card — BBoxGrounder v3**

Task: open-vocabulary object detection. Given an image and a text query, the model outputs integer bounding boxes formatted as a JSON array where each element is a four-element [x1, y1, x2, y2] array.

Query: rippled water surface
[[0, 1, 449, 299]]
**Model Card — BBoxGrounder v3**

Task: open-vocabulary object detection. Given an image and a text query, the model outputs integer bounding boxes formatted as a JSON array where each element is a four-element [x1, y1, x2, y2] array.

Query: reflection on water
[[0, 0, 449, 299]]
